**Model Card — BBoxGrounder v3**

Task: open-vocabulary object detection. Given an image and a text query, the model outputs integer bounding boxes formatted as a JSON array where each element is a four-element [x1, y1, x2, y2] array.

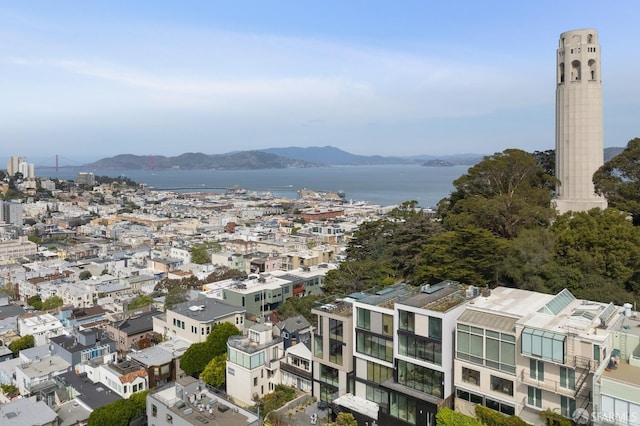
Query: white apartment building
[[0, 236, 37, 264], [454, 287, 624, 425], [153, 298, 245, 344], [226, 322, 284, 405], [17, 313, 65, 346]]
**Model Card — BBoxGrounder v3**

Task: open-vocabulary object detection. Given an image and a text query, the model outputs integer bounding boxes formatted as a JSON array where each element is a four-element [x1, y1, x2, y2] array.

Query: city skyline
[[2, 1, 640, 160]]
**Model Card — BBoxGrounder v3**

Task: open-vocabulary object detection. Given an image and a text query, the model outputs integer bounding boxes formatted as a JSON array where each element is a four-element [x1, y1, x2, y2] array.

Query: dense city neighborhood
[[0, 147, 639, 426]]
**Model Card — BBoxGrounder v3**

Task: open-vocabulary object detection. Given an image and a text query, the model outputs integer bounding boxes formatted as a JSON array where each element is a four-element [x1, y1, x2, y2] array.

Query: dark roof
[[111, 310, 162, 336], [57, 371, 121, 410], [279, 315, 311, 333], [0, 303, 25, 320], [172, 298, 245, 322], [50, 332, 114, 353]]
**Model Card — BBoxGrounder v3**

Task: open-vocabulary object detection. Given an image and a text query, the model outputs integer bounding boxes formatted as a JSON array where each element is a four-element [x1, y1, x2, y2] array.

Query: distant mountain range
[[87, 151, 321, 170], [87, 146, 484, 170], [85, 145, 624, 170]]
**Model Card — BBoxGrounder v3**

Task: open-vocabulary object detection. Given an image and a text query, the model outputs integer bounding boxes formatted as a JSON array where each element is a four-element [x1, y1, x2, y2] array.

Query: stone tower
[[554, 28, 607, 214]]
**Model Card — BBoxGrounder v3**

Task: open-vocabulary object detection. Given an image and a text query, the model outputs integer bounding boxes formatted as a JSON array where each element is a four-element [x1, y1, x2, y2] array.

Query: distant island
[[422, 159, 455, 167], [82, 146, 485, 171]]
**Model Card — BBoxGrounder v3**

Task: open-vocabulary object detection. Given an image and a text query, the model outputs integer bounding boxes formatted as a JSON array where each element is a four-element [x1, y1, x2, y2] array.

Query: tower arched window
[[588, 34, 593, 44], [588, 59, 596, 80], [559, 62, 565, 83], [571, 60, 581, 81]]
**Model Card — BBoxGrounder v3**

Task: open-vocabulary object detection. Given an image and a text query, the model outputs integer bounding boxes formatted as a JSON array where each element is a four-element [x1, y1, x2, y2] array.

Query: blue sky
[[2, 1, 640, 162]]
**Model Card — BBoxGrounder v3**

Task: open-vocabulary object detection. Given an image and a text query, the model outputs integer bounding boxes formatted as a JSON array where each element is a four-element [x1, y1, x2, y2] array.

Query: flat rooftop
[[601, 359, 640, 387], [151, 383, 258, 426]]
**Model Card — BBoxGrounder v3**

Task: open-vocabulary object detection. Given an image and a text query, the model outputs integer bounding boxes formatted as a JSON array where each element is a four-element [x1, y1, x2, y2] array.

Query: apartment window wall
[[527, 386, 542, 408], [521, 328, 565, 364], [559, 366, 575, 390], [457, 390, 515, 416], [366, 361, 394, 383], [366, 385, 389, 410], [390, 392, 416, 425], [398, 332, 442, 365], [560, 396, 576, 418], [357, 308, 370, 330], [530, 359, 544, 381], [356, 330, 393, 362], [397, 360, 443, 398], [461, 367, 480, 386], [314, 335, 323, 358], [329, 318, 343, 342], [329, 340, 343, 365], [490, 375, 514, 396], [319, 364, 339, 386], [399, 310, 415, 332], [382, 313, 393, 337], [457, 324, 515, 374]]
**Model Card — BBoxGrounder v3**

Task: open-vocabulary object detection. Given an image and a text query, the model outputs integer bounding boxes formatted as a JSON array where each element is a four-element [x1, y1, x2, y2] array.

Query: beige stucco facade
[[555, 28, 607, 214]]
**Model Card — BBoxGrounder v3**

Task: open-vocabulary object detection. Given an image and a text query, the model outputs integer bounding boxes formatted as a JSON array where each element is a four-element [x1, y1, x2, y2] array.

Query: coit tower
[[554, 28, 607, 214]]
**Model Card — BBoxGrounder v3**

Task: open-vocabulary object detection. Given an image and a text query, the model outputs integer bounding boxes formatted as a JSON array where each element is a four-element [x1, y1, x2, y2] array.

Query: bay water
[[42, 165, 469, 208]]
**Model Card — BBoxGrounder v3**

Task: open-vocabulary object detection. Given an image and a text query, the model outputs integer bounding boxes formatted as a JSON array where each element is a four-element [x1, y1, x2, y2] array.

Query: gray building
[[49, 328, 116, 369]]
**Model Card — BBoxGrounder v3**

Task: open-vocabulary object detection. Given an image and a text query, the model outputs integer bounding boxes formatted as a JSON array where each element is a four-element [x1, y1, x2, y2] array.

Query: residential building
[[312, 299, 354, 404], [0, 236, 36, 264], [226, 322, 284, 405], [105, 309, 162, 353], [280, 341, 313, 392], [147, 376, 258, 426], [154, 298, 245, 344], [49, 328, 116, 370], [17, 312, 65, 346], [128, 338, 190, 388], [15, 354, 71, 401], [275, 315, 312, 349], [592, 305, 640, 426], [454, 287, 624, 425], [0, 398, 58, 426]]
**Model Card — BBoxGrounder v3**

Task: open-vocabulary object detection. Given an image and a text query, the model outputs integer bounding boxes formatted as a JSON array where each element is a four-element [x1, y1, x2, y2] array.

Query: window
[[166, 414, 173, 424], [429, 317, 442, 340], [485, 330, 516, 373], [319, 364, 339, 386], [399, 310, 415, 332], [382, 313, 393, 337], [456, 324, 484, 365], [560, 367, 575, 390], [462, 367, 480, 386], [356, 330, 393, 362], [357, 308, 371, 330], [366, 361, 393, 383], [561, 396, 576, 418], [152, 404, 157, 418], [329, 319, 343, 342], [366, 385, 389, 410], [490, 376, 513, 396], [314, 335, 323, 358], [253, 377, 258, 387], [530, 359, 544, 381], [521, 328, 565, 364], [398, 333, 442, 365], [397, 360, 443, 398], [594, 344, 600, 361], [329, 340, 343, 365], [390, 392, 416, 425], [528, 386, 542, 408]]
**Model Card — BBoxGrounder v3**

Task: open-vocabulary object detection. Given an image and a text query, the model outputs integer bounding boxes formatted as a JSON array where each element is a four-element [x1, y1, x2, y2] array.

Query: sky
[[2, 1, 640, 163]]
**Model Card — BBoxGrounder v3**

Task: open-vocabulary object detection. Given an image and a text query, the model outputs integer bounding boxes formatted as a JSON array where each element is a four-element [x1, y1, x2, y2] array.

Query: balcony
[[280, 362, 313, 381]]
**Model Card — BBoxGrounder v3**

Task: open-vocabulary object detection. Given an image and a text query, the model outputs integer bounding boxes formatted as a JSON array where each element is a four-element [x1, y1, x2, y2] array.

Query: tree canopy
[[594, 137, 640, 225], [87, 390, 148, 426], [190, 245, 211, 264], [8, 335, 35, 354], [180, 322, 241, 377], [439, 149, 556, 239]]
